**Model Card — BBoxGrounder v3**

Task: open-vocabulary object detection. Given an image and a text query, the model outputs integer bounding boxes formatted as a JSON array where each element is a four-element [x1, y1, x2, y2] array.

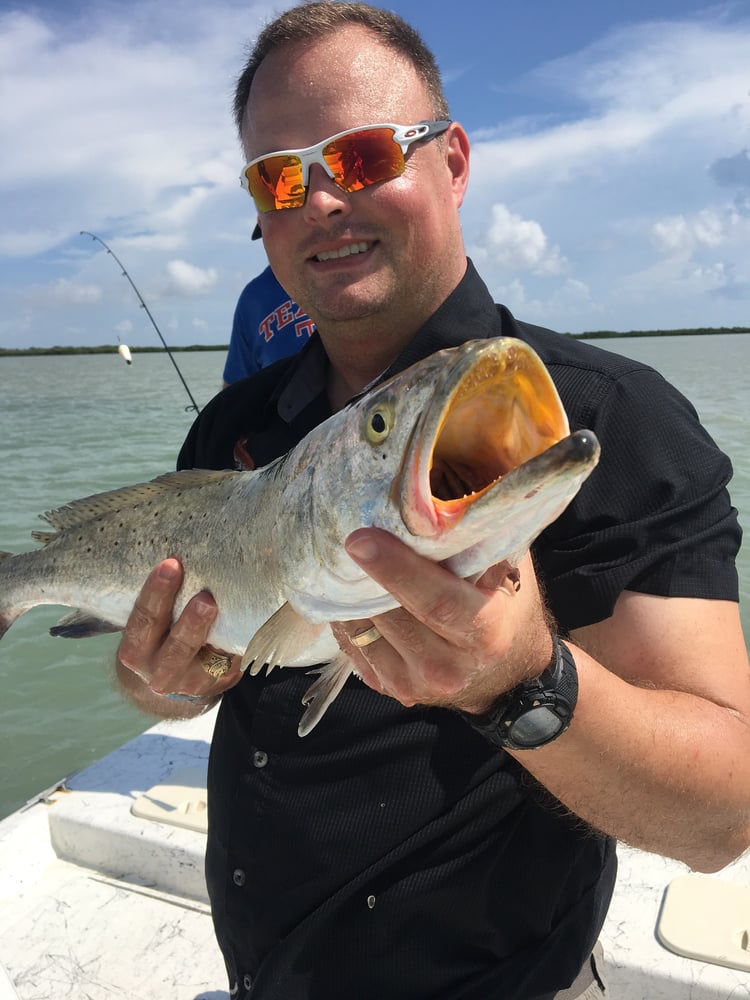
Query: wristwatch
[[459, 636, 578, 750]]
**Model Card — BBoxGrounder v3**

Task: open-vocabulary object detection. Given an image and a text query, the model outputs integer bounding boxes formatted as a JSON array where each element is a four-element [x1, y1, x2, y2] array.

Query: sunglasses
[[240, 119, 451, 214]]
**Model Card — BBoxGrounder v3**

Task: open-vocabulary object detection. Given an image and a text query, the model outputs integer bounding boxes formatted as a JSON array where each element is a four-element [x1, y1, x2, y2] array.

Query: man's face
[[241, 25, 468, 333]]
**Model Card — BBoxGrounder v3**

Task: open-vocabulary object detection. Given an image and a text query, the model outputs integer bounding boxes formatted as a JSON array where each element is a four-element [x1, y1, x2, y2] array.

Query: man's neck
[[324, 340, 397, 411], [313, 309, 418, 410], [315, 260, 470, 410]]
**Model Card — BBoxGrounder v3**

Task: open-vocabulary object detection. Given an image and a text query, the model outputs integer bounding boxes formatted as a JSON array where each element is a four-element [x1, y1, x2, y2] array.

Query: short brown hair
[[233, 1, 450, 136]]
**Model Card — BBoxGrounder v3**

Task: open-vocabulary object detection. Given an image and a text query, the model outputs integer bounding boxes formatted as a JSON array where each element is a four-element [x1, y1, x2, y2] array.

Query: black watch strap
[[458, 636, 578, 751]]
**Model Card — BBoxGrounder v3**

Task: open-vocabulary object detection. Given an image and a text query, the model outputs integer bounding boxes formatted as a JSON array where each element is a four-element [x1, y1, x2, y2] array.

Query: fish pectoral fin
[[298, 654, 354, 737], [49, 610, 123, 638], [241, 602, 327, 675]]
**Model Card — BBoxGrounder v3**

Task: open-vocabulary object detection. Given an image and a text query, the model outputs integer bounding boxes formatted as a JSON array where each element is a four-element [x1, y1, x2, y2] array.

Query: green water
[[0, 338, 748, 819]]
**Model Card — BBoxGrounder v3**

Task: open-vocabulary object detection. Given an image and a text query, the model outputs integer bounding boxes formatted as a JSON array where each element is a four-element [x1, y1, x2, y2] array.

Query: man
[[222, 264, 314, 386], [115, 3, 750, 998]]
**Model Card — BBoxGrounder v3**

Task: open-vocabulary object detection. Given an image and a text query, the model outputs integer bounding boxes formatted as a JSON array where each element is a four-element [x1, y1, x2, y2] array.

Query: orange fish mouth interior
[[429, 353, 568, 509]]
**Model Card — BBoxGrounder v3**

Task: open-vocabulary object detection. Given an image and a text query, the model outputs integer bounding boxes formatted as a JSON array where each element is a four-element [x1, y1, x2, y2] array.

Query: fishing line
[[80, 231, 200, 413]]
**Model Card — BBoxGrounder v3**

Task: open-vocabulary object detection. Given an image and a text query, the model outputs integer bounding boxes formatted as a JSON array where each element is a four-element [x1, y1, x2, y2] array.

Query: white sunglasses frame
[[240, 119, 452, 210]]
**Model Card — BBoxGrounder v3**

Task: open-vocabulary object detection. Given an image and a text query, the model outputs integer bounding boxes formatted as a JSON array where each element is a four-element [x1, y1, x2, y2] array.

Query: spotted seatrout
[[0, 339, 600, 734]]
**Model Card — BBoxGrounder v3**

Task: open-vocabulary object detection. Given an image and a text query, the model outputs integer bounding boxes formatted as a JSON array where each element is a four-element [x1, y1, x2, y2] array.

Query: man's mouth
[[314, 241, 373, 262]]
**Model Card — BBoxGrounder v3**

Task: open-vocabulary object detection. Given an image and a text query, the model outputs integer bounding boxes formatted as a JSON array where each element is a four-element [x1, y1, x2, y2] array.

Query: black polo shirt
[[179, 261, 740, 1000]]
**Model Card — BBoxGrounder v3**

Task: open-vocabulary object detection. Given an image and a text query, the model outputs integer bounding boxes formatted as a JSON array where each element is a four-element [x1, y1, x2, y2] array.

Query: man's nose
[[302, 163, 353, 228]]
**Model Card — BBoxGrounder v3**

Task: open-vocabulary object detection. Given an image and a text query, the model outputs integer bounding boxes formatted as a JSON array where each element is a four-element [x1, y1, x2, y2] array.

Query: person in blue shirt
[[222, 265, 315, 386]]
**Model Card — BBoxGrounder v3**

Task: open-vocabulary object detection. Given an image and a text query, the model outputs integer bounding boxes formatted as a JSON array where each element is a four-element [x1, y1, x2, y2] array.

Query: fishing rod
[[80, 231, 200, 413]]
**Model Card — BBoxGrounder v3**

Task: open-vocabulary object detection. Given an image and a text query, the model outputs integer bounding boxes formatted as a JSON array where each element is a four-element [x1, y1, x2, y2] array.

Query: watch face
[[508, 705, 565, 749]]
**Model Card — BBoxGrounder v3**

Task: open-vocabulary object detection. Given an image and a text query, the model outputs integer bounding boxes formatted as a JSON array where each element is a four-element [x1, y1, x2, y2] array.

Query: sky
[[1, 0, 750, 349]]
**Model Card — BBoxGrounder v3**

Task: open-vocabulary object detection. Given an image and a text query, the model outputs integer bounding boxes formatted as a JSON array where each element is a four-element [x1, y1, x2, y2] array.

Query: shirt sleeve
[[536, 365, 742, 630]]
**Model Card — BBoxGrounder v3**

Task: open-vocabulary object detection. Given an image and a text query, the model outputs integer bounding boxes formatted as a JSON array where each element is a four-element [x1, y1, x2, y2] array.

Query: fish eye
[[365, 404, 394, 444]]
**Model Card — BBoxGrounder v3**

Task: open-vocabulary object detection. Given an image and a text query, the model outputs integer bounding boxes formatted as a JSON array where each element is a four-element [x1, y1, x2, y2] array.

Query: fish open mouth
[[403, 339, 571, 535]]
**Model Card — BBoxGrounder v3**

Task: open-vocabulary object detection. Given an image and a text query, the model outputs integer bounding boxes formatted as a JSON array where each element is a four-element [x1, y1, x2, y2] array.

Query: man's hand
[[333, 528, 553, 714], [332, 529, 750, 872], [115, 558, 242, 715]]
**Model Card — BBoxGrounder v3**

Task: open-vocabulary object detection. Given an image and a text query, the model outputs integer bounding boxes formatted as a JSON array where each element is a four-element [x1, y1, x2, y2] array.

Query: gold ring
[[351, 625, 382, 648], [199, 649, 232, 679]]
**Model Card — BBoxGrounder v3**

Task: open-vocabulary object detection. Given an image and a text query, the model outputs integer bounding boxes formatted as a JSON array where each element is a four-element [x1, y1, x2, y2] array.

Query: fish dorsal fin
[[39, 469, 242, 532]]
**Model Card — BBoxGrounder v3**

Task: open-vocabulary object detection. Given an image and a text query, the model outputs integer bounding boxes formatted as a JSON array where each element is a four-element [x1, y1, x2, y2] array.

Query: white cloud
[[486, 275, 593, 331], [471, 203, 567, 275], [153, 187, 218, 229], [18, 278, 103, 308], [651, 206, 750, 262], [0, 228, 72, 258], [118, 233, 185, 253], [164, 260, 218, 296], [652, 211, 723, 254]]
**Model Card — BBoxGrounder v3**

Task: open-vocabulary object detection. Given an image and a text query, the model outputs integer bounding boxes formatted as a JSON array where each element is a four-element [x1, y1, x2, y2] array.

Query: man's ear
[[445, 122, 471, 207]]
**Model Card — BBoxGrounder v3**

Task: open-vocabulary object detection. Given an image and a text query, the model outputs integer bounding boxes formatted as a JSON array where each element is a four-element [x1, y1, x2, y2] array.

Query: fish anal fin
[[299, 654, 354, 736], [241, 603, 326, 674], [49, 610, 122, 639]]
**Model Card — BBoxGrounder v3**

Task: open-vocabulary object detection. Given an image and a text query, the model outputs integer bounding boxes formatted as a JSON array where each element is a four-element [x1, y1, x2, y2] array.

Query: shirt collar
[[275, 259, 504, 423], [276, 335, 330, 423]]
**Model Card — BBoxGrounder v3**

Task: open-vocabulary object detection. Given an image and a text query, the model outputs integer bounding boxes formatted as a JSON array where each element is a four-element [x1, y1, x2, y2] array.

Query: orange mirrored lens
[[322, 129, 405, 192], [246, 156, 306, 212], [246, 128, 404, 212]]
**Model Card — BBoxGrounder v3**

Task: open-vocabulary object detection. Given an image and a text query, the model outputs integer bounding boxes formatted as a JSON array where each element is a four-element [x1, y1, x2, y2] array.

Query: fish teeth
[[315, 241, 371, 262]]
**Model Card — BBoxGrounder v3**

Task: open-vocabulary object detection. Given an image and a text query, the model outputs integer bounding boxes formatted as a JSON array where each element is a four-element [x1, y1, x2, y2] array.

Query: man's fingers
[[344, 528, 487, 638], [118, 558, 217, 674], [118, 559, 182, 669], [113, 558, 244, 707], [340, 531, 548, 711], [330, 621, 387, 693]]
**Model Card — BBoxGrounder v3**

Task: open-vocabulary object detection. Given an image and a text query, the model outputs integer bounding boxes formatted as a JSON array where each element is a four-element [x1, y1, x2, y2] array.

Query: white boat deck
[[0, 712, 225, 1000], [1, 709, 749, 999]]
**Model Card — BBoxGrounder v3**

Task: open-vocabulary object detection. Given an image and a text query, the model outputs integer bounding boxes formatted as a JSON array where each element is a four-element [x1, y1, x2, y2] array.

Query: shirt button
[[367, 894, 376, 909], [253, 750, 268, 768], [232, 868, 246, 887], [243, 973, 253, 990]]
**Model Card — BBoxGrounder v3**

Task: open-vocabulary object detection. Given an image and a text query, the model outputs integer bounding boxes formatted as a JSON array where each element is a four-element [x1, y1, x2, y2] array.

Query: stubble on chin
[[298, 268, 399, 327]]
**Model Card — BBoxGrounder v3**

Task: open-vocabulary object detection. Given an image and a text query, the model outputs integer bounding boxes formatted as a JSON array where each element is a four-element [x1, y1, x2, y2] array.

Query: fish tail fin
[[298, 654, 353, 737], [0, 552, 22, 640]]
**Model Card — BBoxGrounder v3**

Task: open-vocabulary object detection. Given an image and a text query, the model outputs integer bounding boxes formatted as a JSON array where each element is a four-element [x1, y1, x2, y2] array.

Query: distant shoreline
[[1, 327, 748, 357], [0, 344, 230, 358]]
